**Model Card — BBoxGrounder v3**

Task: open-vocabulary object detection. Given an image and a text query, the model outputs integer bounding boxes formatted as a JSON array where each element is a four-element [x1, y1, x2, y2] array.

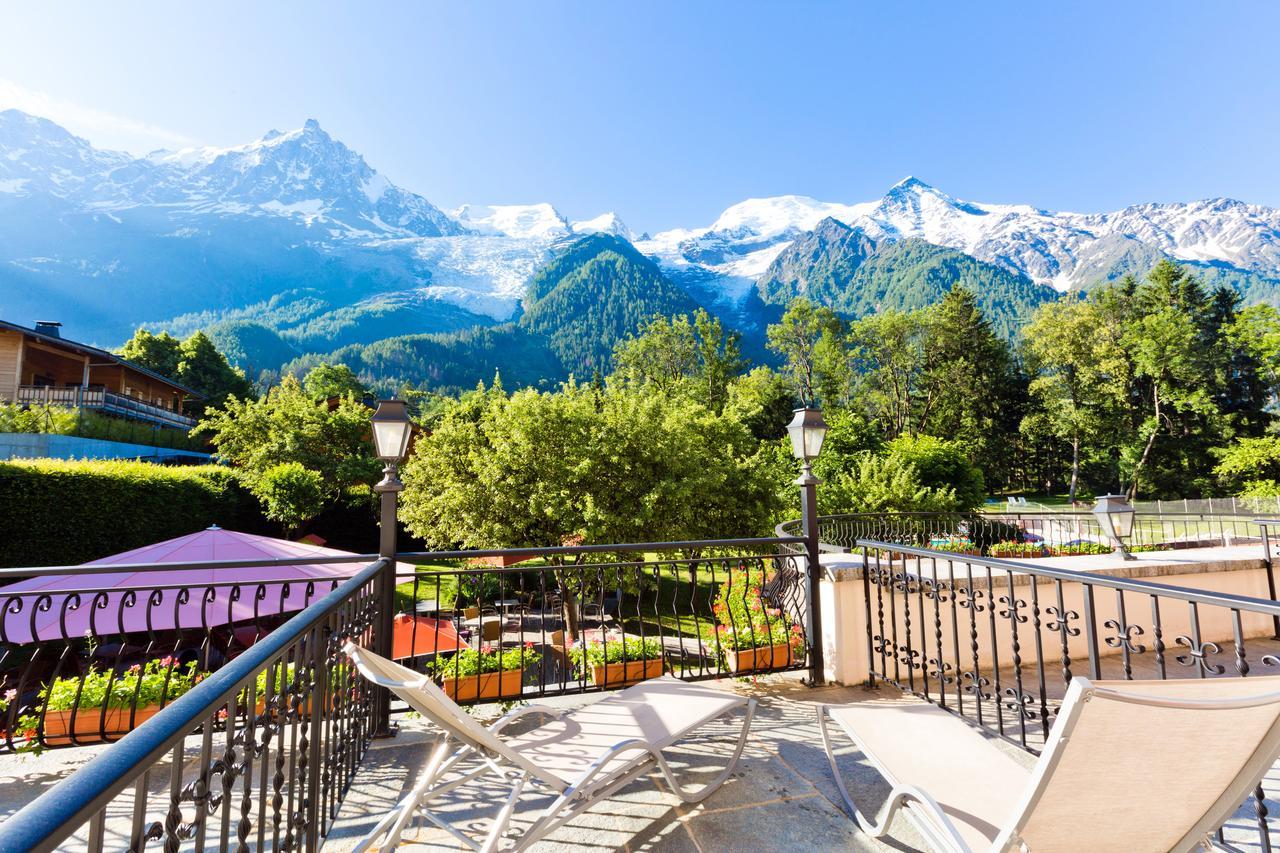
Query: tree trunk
[[556, 573, 582, 645], [1068, 436, 1080, 505], [1128, 386, 1162, 502]]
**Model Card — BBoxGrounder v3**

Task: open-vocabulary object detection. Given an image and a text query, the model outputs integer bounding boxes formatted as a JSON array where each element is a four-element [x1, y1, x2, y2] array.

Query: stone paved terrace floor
[[323, 675, 948, 852], [2, 674, 1277, 850]]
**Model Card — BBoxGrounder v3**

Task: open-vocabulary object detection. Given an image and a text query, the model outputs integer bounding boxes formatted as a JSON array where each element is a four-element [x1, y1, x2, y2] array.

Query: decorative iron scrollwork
[[1174, 636, 1227, 675]]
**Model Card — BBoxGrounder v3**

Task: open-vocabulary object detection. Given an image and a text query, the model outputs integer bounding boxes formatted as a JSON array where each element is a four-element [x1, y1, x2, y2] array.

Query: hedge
[[0, 460, 266, 568]]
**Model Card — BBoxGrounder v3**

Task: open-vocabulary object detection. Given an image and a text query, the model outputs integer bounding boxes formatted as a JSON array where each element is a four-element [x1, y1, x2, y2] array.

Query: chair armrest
[[489, 703, 567, 733]]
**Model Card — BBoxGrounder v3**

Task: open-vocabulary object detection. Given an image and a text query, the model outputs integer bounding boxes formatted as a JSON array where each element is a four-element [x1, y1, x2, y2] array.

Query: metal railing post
[[373, 469, 400, 738], [1258, 520, 1280, 639], [798, 464, 825, 685]]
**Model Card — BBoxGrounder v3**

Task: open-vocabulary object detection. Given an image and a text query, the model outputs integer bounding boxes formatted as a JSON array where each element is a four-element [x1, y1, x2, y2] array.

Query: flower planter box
[[440, 668, 525, 702], [42, 704, 163, 745], [590, 658, 664, 687], [255, 695, 316, 719], [724, 642, 794, 674]]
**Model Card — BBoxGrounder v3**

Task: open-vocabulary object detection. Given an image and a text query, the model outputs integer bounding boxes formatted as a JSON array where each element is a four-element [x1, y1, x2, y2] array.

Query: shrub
[[35, 657, 206, 713], [250, 462, 327, 532], [568, 636, 663, 675], [884, 435, 986, 512], [426, 644, 539, 680], [0, 459, 263, 567]]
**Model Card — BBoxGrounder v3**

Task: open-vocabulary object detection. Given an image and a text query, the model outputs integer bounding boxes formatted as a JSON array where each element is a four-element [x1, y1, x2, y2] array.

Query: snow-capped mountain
[[4, 106, 1280, 358], [639, 177, 1280, 294]]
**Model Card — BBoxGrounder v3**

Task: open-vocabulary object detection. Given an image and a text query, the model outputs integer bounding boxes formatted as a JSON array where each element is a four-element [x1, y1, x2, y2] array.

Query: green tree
[[195, 375, 378, 527], [724, 366, 797, 441], [766, 298, 843, 405], [1215, 436, 1280, 495], [611, 308, 745, 413], [177, 331, 255, 415], [119, 329, 182, 377], [303, 362, 369, 400], [399, 382, 778, 639], [1021, 295, 1126, 503]]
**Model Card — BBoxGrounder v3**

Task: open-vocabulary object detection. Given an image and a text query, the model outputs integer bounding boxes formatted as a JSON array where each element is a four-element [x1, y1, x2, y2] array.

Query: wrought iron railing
[[780, 510, 1277, 555], [0, 535, 812, 851], [0, 556, 385, 853], [858, 538, 1280, 848]]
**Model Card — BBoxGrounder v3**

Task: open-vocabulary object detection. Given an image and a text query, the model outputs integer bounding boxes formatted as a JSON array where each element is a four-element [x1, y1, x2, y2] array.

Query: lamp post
[[370, 399, 413, 736], [1091, 493, 1136, 561], [786, 407, 828, 686]]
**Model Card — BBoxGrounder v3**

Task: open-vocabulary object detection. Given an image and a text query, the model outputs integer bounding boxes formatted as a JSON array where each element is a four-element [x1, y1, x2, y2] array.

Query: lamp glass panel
[[804, 426, 826, 460], [1112, 509, 1135, 539], [372, 419, 412, 461]]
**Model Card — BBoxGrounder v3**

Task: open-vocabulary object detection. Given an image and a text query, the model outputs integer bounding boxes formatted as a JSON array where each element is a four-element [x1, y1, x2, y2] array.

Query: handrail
[[0, 556, 389, 853], [857, 538, 1280, 617], [393, 536, 805, 564], [0, 552, 379, 579]]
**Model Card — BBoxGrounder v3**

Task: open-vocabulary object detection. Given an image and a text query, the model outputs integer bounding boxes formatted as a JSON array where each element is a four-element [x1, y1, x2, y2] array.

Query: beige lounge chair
[[344, 641, 756, 852], [820, 675, 1280, 852]]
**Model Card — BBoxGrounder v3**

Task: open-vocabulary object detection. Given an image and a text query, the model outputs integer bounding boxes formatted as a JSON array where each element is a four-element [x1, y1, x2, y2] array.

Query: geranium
[[704, 566, 802, 653]]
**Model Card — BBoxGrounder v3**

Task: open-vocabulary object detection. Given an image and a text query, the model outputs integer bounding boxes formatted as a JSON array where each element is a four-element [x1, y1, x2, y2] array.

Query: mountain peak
[[887, 176, 933, 194], [303, 118, 322, 132]]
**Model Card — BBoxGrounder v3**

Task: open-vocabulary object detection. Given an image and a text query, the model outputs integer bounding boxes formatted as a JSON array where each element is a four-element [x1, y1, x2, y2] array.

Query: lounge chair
[[343, 641, 756, 852], [819, 675, 1280, 852]]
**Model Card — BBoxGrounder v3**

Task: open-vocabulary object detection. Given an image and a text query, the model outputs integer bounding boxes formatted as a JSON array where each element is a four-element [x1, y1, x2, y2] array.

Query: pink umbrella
[[0, 527, 395, 644]]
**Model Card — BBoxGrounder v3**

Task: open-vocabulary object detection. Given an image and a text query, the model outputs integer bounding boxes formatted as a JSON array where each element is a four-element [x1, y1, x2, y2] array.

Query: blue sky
[[1, 2, 1276, 232]]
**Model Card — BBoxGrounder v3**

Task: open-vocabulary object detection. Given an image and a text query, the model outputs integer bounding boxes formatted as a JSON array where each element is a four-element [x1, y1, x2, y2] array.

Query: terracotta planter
[[41, 704, 163, 745], [590, 658, 664, 687], [724, 642, 794, 674], [440, 668, 525, 702], [255, 695, 315, 719]]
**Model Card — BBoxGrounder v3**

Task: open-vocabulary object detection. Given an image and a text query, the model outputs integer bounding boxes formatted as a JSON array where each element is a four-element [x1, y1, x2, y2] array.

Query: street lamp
[[1092, 493, 1136, 561], [786, 407, 828, 482], [369, 399, 413, 738], [786, 407, 828, 686]]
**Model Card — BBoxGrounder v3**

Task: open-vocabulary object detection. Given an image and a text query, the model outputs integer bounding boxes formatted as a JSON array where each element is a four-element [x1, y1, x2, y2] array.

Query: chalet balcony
[[15, 384, 197, 430]]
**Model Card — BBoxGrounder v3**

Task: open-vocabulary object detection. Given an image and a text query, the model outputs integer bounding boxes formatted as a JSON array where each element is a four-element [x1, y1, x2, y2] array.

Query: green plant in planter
[[1049, 542, 1112, 556], [988, 541, 1050, 558], [567, 636, 664, 677], [925, 536, 984, 556], [40, 657, 205, 712], [705, 565, 804, 653], [13, 657, 207, 751], [426, 644, 540, 681]]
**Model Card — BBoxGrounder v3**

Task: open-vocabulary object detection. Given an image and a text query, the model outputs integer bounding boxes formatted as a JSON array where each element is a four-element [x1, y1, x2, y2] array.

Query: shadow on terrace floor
[[324, 676, 978, 853]]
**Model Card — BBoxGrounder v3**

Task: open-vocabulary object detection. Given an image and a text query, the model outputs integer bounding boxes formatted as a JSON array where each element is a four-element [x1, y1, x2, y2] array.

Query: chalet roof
[[0, 318, 203, 399]]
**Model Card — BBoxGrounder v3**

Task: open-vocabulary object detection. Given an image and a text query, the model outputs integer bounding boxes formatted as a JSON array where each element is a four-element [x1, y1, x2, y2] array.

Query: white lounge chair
[[343, 641, 756, 852], [820, 675, 1280, 852]]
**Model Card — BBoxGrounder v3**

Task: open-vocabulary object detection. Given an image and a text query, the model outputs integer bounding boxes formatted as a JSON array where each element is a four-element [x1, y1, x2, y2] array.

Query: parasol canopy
[[0, 526, 411, 644]]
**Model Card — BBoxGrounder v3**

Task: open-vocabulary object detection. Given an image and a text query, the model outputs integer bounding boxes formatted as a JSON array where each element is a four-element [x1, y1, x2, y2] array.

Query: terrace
[[1, 408, 1279, 850]]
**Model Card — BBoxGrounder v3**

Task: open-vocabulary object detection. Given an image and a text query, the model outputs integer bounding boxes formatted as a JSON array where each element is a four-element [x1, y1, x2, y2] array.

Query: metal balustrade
[[0, 535, 811, 851], [858, 538, 1280, 849]]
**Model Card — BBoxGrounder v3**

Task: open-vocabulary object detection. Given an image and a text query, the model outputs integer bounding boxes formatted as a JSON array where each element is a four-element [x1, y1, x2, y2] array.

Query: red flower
[[482, 644, 493, 654], [525, 641, 535, 650]]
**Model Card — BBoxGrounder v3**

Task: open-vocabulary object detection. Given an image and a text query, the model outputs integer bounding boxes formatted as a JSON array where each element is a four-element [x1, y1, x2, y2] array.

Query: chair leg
[[655, 698, 757, 803], [818, 705, 972, 853]]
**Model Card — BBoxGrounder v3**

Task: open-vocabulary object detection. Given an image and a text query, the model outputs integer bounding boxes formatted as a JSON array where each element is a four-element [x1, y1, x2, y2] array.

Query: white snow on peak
[[707, 195, 874, 240], [570, 211, 632, 240], [449, 203, 570, 240]]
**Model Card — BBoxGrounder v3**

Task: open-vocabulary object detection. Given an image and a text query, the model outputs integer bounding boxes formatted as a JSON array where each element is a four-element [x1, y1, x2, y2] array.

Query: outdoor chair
[[343, 641, 757, 852], [819, 675, 1280, 852]]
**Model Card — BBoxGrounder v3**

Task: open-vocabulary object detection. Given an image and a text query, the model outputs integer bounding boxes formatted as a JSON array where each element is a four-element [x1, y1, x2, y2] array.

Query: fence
[[780, 510, 1278, 556], [858, 538, 1280, 849], [0, 534, 812, 851]]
